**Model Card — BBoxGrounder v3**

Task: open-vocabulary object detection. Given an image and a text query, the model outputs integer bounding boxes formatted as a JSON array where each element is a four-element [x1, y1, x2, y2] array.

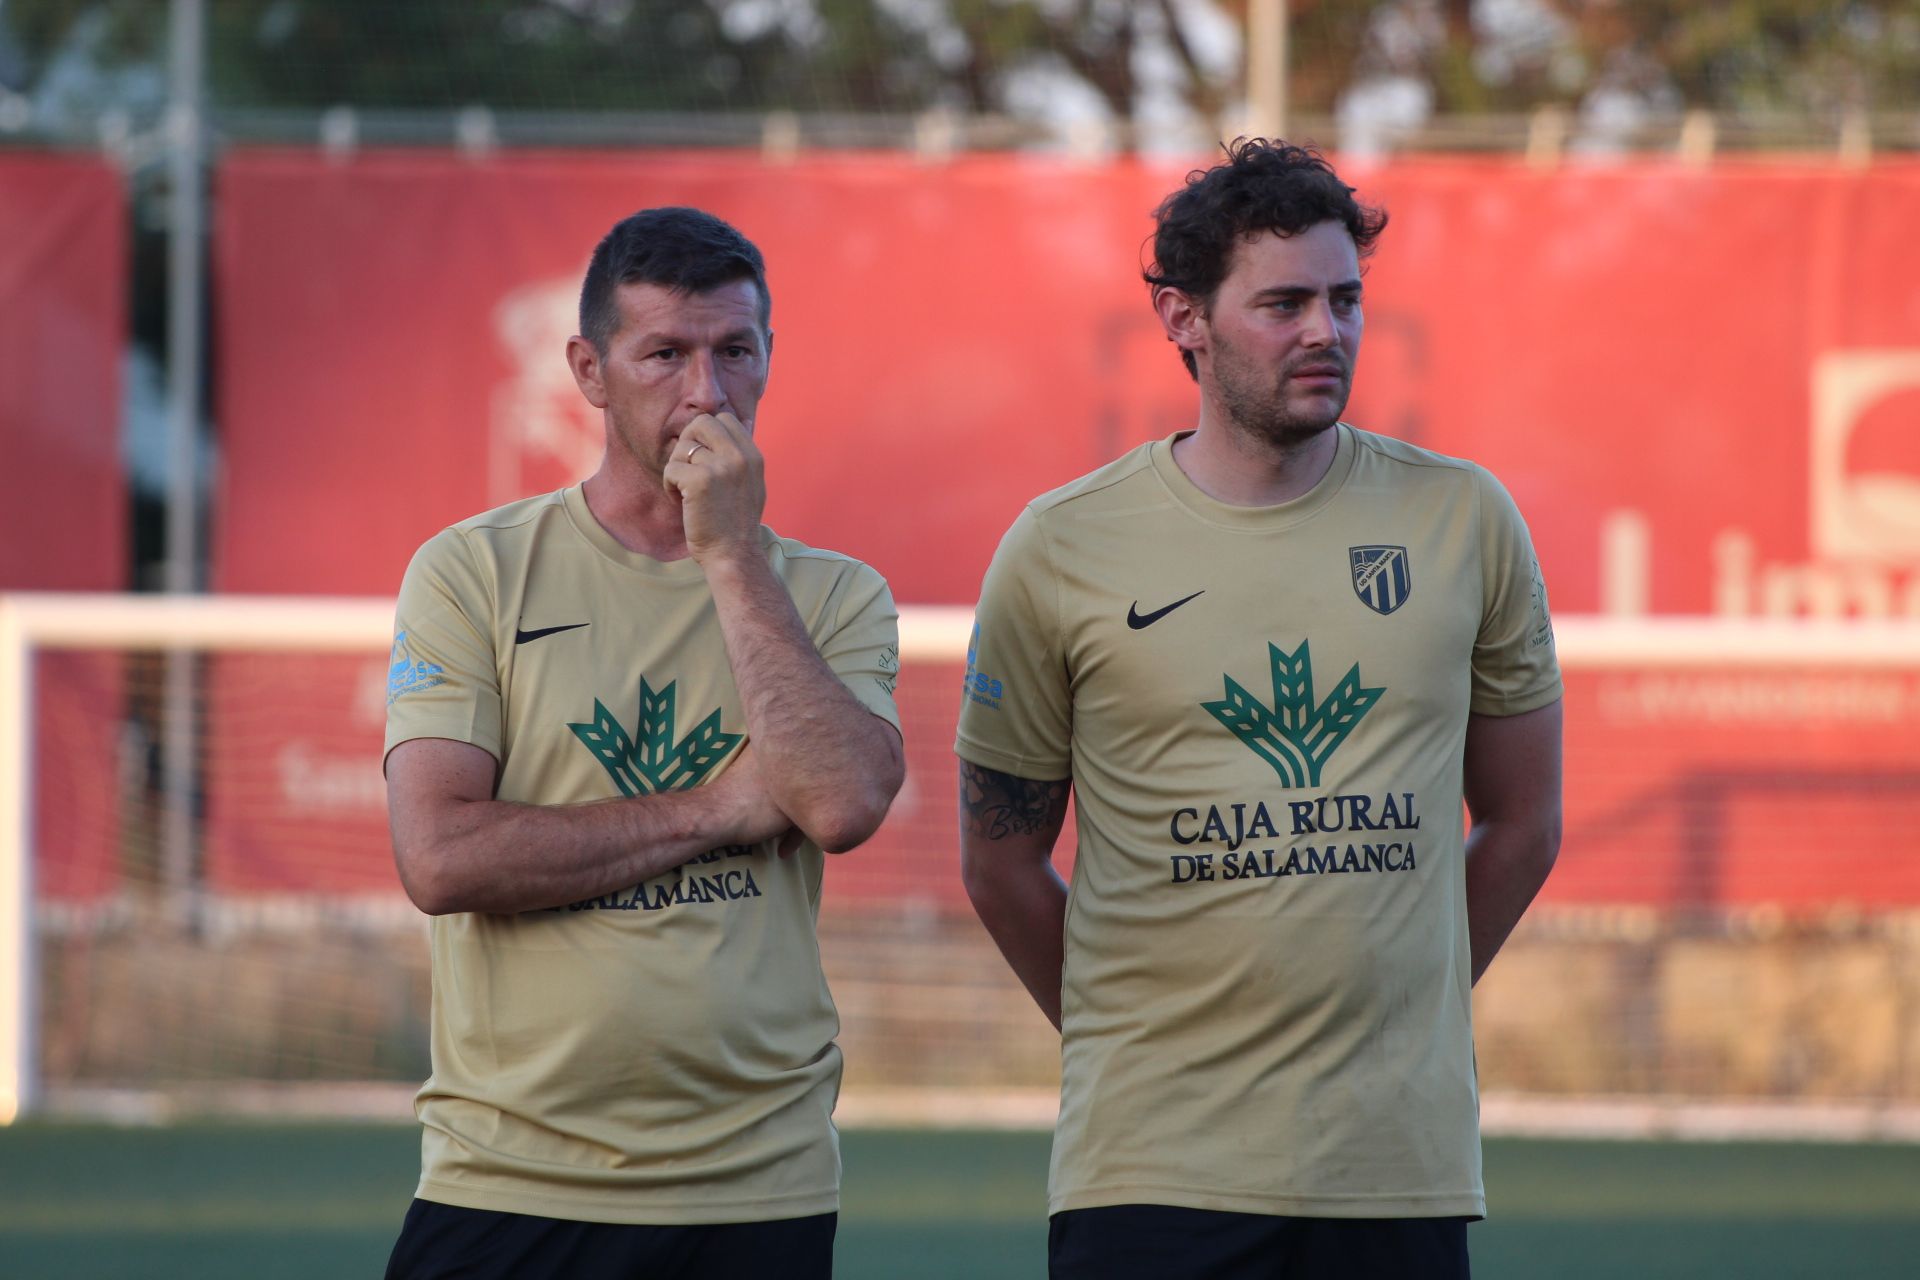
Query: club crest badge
[[1349, 545, 1411, 615]]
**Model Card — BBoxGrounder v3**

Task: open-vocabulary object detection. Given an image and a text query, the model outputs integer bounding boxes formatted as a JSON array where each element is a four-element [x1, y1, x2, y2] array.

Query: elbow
[[395, 846, 465, 916], [808, 790, 895, 854], [959, 846, 1002, 912], [802, 757, 904, 855], [816, 829, 873, 856], [411, 892, 465, 919], [961, 853, 1030, 930], [1533, 812, 1564, 880], [960, 856, 989, 910]]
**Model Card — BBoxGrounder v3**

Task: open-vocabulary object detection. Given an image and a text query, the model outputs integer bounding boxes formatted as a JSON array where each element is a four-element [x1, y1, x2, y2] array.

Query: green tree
[[3, 0, 1916, 141]]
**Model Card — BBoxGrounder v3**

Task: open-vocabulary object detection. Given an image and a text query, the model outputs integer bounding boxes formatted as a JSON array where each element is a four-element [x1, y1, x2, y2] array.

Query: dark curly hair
[[579, 207, 769, 353], [1144, 139, 1387, 379]]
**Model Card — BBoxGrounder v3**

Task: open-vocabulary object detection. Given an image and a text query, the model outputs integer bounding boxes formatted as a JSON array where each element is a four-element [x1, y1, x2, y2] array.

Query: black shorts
[[1049, 1204, 1470, 1280], [385, 1198, 837, 1280]]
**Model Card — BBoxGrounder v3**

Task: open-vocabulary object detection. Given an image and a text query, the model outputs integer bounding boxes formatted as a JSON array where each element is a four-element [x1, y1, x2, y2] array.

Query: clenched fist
[[662, 411, 766, 566]]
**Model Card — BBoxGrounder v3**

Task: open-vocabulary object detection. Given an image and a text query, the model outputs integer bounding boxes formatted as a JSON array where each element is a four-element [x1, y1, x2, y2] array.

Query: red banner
[[0, 152, 125, 590], [205, 150, 1920, 907], [190, 646, 1920, 911], [1350, 159, 1920, 621], [1551, 660, 1920, 908], [32, 652, 126, 901], [1, 154, 127, 901], [213, 149, 1920, 616]]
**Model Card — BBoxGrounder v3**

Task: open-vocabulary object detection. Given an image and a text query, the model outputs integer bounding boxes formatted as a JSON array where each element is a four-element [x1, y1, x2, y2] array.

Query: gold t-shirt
[[386, 484, 900, 1224], [956, 426, 1560, 1219]]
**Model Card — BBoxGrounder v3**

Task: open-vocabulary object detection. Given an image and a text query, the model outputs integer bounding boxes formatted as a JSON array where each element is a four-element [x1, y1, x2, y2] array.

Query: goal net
[[5, 595, 1920, 1136]]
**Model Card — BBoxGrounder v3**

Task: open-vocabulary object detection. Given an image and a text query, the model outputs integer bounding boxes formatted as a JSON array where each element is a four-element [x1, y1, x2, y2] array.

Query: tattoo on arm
[[960, 763, 1069, 840]]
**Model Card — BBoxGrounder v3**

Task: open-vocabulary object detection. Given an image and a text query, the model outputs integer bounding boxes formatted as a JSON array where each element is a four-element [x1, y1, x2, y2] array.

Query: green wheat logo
[[568, 678, 742, 796], [1203, 640, 1384, 788]]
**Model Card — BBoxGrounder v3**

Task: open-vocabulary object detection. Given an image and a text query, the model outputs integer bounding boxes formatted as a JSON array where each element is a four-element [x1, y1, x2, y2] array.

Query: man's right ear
[[566, 334, 609, 409], [1152, 286, 1206, 366]]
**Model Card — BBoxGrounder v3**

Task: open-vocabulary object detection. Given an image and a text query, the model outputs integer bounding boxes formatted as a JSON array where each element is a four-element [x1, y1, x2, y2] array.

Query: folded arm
[[1463, 699, 1564, 983], [702, 554, 905, 852], [387, 737, 792, 915], [666, 412, 904, 852], [958, 760, 1072, 1030]]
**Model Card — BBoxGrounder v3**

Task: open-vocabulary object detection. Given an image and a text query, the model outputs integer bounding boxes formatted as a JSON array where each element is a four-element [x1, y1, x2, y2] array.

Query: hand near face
[[661, 411, 767, 566]]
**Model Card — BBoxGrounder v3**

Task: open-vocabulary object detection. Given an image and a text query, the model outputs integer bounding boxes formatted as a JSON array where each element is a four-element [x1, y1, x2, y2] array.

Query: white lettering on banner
[[488, 278, 602, 505], [279, 741, 387, 814], [1600, 349, 1920, 620], [1812, 351, 1920, 560], [1597, 675, 1920, 726]]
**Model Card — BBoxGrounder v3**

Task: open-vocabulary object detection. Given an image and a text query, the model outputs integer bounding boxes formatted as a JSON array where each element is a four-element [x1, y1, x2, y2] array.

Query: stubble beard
[[1213, 353, 1349, 454], [604, 407, 675, 482]]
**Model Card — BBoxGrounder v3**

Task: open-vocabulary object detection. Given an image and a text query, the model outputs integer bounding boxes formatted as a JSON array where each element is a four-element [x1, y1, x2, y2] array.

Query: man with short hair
[[383, 206, 904, 1280], [957, 141, 1563, 1278]]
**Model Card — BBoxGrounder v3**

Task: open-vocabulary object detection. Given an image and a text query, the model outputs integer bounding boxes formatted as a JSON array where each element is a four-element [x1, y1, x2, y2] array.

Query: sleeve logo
[[962, 622, 1005, 709], [1528, 558, 1555, 648], [1203, 639, 1384, 788], [386, 631, 447, 706]]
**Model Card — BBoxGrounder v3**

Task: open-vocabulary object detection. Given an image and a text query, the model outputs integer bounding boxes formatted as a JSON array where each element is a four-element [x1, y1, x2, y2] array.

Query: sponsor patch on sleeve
[[962, 622, 1005, 710], [386, 630, 448, 705]]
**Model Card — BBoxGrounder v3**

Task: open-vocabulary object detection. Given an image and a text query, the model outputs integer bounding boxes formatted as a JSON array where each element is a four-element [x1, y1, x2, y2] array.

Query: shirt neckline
[[1147, 423, 1356, 532], [562, 483, 769, 580]]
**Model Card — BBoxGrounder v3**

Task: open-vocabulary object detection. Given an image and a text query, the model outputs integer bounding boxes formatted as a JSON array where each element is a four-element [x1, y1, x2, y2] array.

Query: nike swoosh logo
[[1127, 590, 1205, 630], [514, 622, 590, 645]]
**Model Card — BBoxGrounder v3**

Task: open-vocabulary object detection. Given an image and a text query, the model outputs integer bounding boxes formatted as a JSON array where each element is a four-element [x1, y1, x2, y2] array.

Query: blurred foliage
[[2, 0, 1916, 128], [1606, 2, 1920, 115]]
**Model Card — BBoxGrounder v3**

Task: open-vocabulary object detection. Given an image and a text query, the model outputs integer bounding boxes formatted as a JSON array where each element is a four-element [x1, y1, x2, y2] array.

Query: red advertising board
[[32, 653, 127, 901], [206, 150, 1920, 908], [213, 150, 1920, 616], [1, 153, 127, 901], [0, 152, 125, 592], [1552, 661, 1920, 908], [190, 645, 1920, 911], [213, 149, 1197, 601]]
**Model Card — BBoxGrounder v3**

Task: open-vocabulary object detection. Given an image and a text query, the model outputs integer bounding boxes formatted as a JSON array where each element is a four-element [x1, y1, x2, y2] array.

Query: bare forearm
[[1464, 818, 1559, 984], [959, 762, 1072, 1029], [401, 784, 777, 916], [704, 555, 900, 848], [965, 858, 1068, 1029], [1461, 702, 1564, 984]]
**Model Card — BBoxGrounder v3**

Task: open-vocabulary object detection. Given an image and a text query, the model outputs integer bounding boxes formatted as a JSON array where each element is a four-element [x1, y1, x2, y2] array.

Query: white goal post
[[4, 591, 1919, 1129], [0, 592, 983, 1122]]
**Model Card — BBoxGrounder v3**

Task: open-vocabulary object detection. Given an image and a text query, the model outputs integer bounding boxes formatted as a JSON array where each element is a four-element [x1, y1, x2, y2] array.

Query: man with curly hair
[[957, 140, 1564, 1278]]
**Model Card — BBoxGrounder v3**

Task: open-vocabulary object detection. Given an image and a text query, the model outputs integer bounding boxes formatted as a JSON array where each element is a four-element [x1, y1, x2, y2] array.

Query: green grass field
[[3, 1122, 1917, 1278]]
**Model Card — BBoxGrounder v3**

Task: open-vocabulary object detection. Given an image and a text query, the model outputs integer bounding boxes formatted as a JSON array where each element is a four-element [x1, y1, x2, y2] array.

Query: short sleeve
[[954, 507, 1072, 780], [1471, 468, 1563, 716], [820, 561, 903, 734], [384, 527, 504, 766]]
